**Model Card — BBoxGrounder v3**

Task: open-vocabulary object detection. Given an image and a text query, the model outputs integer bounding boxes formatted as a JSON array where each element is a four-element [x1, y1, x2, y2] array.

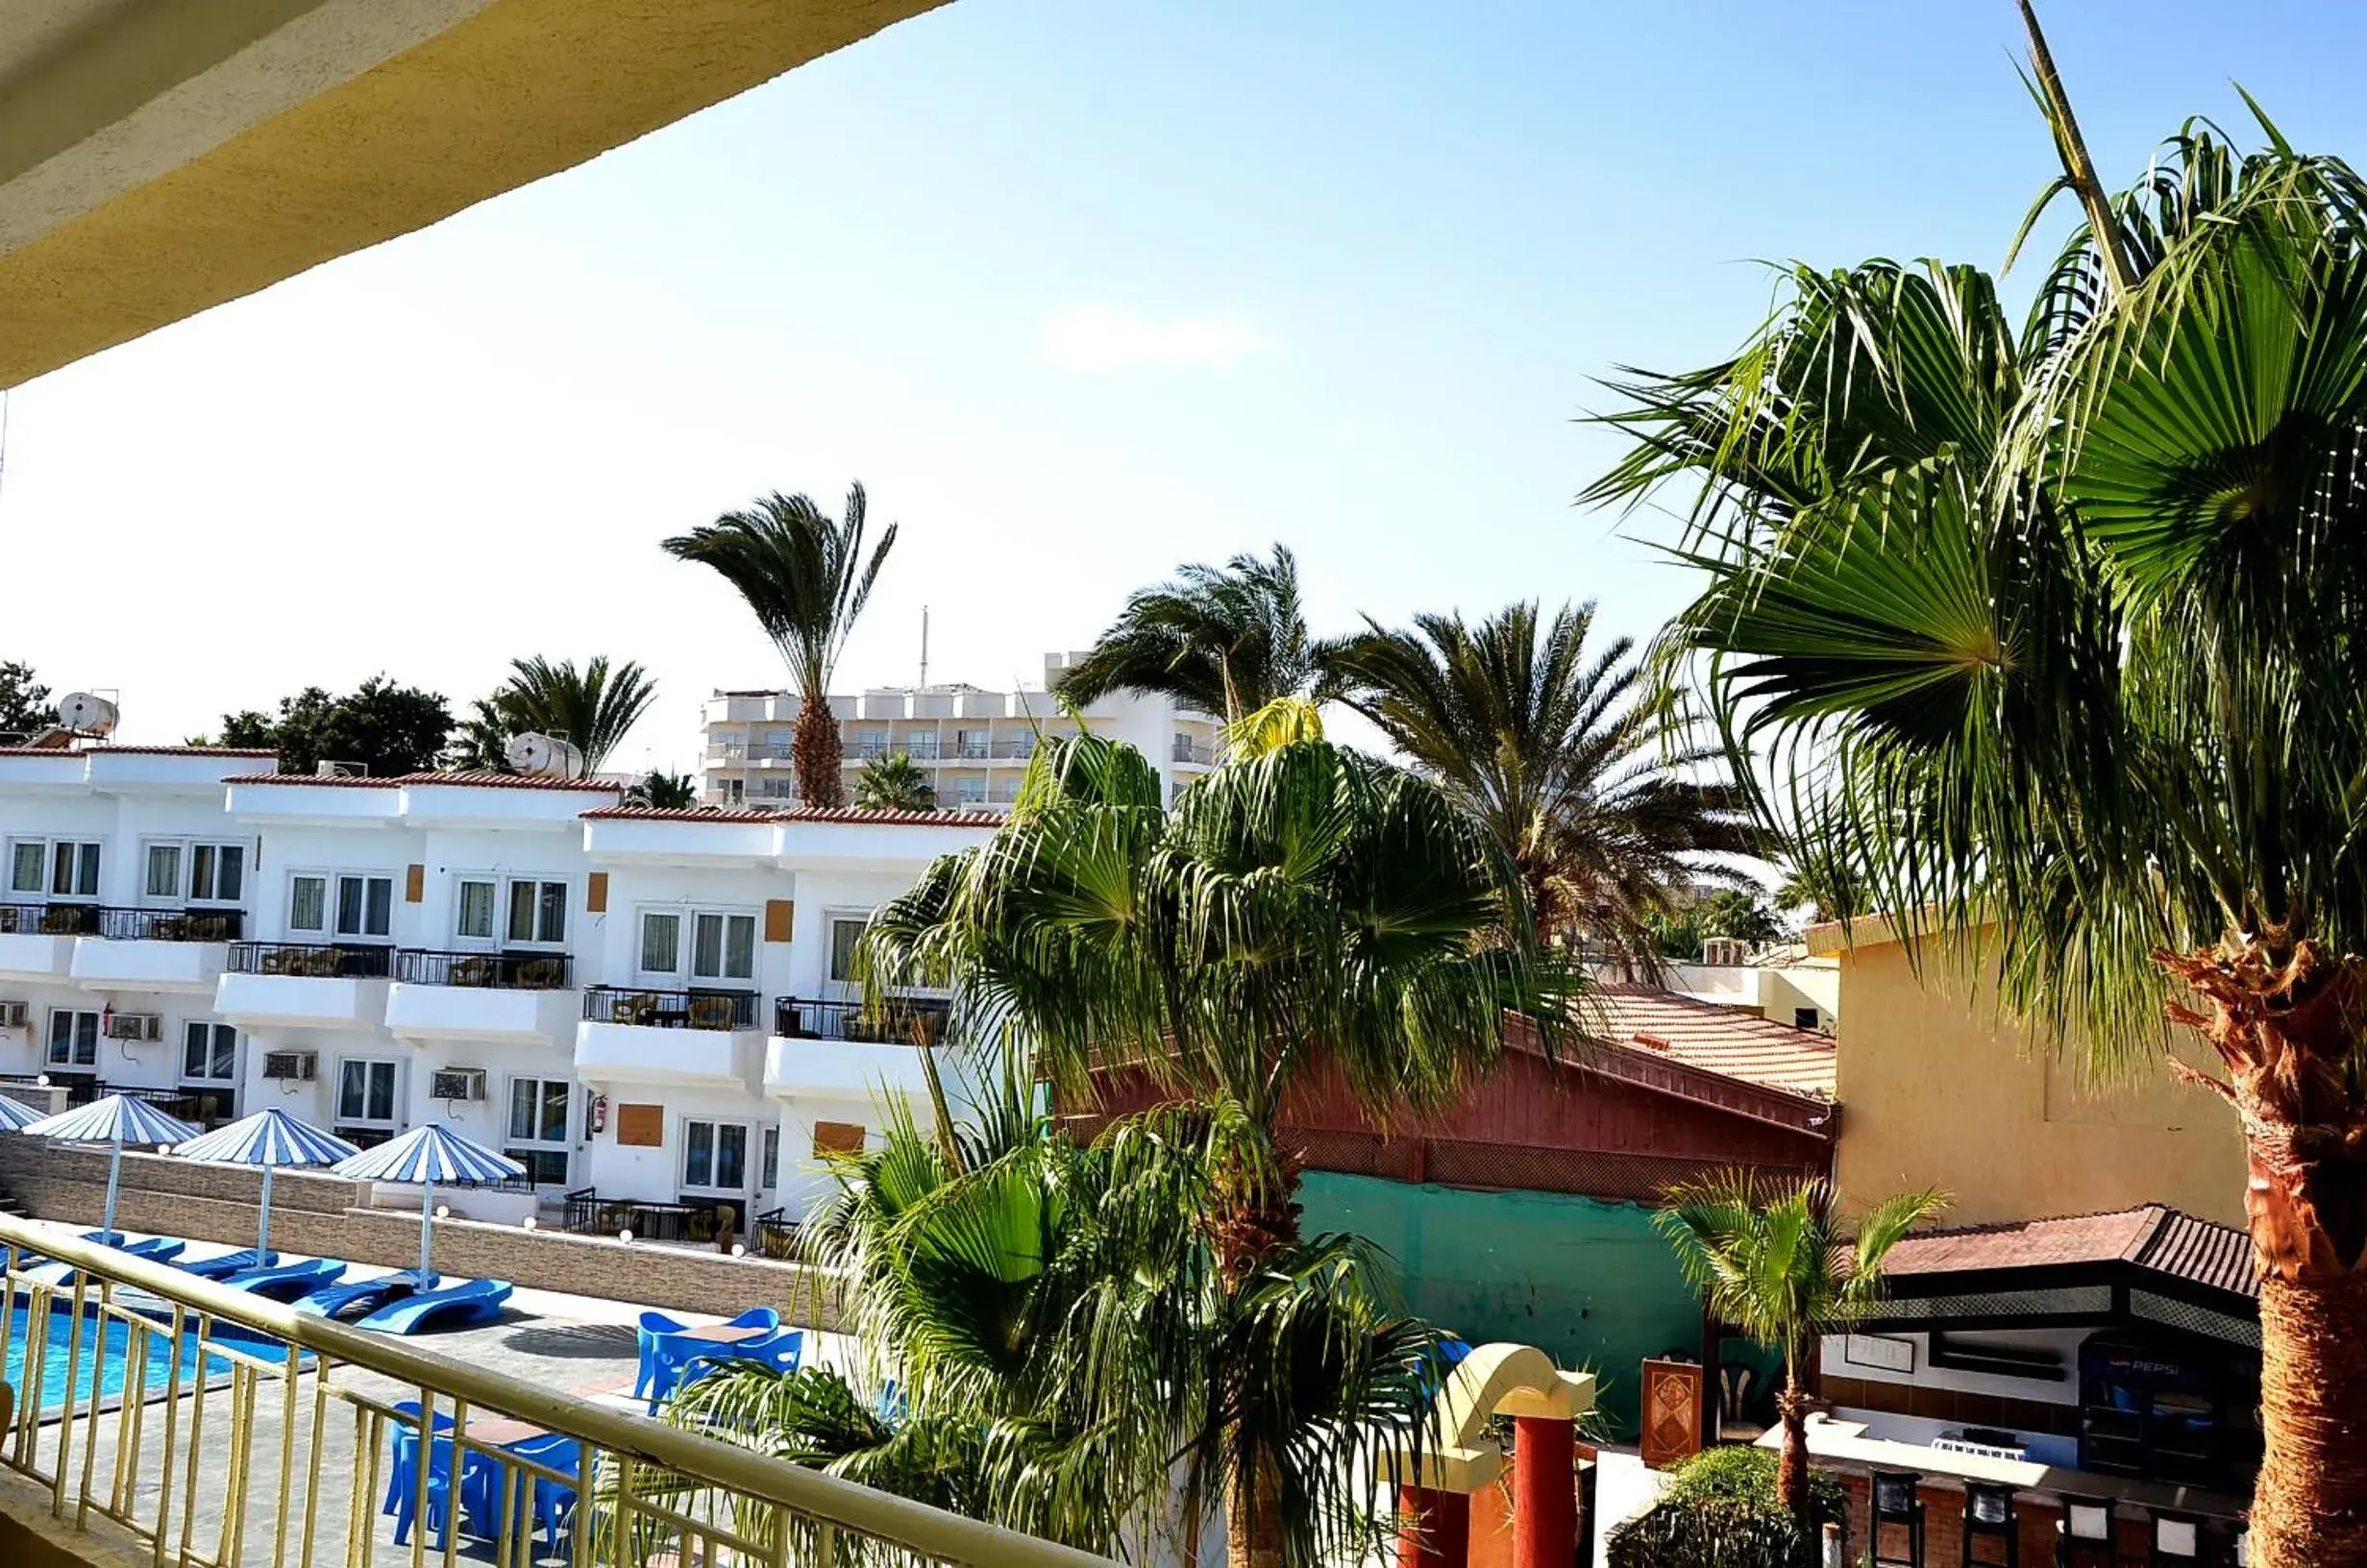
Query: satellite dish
[[55, 693, 118, 737], [505, 732, 585, 778]]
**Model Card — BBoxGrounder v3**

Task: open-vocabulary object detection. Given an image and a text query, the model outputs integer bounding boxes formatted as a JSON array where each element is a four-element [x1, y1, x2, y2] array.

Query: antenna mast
[[919, 606, 930, 689]]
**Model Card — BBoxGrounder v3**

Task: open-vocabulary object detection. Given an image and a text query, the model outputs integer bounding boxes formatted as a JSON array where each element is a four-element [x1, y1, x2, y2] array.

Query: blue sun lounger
[[355, 1279, 512, 1335], [177, 1248, 279, 1281], [219, 1258, 344, 1302], [16, 1235, 187, 1288], [295, 1268, 438, 1321]]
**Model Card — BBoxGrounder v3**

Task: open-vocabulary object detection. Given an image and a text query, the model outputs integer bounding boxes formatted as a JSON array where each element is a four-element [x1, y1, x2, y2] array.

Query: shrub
[[1606, 1448, 1846, 1568]]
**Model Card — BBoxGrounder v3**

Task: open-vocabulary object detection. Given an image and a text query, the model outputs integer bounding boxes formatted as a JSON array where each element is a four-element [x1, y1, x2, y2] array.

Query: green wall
[[1298, 1173, 1702, 1434]]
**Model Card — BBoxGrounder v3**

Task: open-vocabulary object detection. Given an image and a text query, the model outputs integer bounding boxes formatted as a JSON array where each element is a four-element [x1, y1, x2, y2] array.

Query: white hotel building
[[0, 744, 998, 1241], [703, 650, 1222, 812]]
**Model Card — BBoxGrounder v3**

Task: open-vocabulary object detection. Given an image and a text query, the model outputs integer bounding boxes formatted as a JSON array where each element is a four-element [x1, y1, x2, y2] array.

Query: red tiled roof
[[1587, 983, 1837, 1098], [1884, 1204, 2256, 1299], [86, 746, 279, 758], [224, 771, 619, 793], [579, 803, 1004, 827]]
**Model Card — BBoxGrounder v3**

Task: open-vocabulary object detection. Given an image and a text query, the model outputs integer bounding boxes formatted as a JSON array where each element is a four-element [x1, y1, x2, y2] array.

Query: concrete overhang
[[0, 0, 946, 387]]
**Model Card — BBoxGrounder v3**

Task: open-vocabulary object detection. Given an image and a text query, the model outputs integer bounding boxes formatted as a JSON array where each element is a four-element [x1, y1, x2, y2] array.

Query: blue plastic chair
[[633, 1311, 691, 1401], [724, 1307, 781, 1334], [382, 1402, 461, 1549], [466, 1431, 581, 1554], [675, 1328, 804, 1401]]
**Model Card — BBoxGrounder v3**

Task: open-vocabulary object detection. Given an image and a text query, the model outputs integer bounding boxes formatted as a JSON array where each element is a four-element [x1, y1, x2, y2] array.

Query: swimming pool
[[4, 1301, 237, 1412]]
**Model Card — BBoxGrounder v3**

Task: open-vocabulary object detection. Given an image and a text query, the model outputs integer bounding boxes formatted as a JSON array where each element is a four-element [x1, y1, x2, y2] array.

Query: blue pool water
[[5, 1302, 240, 1411]]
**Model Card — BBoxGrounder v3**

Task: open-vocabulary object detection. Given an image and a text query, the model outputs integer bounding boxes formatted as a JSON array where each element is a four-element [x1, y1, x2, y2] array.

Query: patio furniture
[[295, 1268, 437, 1321], [176, 1247, 279, 1281], [1963, 1481, 2019, 1568], [639, 1309, 780, 1409], [218, 1257, 345, 1301], [2056, 1494, 2117, 1568], [384, 1403, 461, 1550], [1871, 1469, 1927, 1568], [356, 1278, 512, 1335], [1715, 1362, 1763, 1441], [678, 1327, 804, 1396]]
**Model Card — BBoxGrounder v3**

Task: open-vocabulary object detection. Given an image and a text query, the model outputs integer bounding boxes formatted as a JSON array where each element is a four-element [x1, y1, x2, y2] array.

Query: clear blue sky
[[4, 0, 2361, 771]]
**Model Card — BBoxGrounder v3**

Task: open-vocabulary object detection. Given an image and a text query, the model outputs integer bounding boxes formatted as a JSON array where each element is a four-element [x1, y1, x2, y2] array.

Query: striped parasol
[[0, 1094, 44, 1132], [22, 1094, 203, 1237], [175, 1110, 358, 1255], [333, 1124, 525, 1274]]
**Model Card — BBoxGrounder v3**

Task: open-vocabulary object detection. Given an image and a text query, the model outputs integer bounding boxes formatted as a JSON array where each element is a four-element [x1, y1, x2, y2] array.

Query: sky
[[6, 0, 2367, 775]]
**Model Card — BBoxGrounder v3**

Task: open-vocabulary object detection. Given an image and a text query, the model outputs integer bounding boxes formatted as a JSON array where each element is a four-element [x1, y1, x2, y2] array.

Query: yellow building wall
[[1831, 941, 2247, 1229]]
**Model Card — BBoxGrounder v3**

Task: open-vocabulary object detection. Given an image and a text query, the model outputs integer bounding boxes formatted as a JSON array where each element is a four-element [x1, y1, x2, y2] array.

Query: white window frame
[[454, 876, 499, 944], [679, 1116, 753, 1195], [635, 906, 757, 984], [505, 1074, 573, 1186], [140, 839, 249, 906], [504, 878, 569, 947], [334, 1058, 402, 1133], [826, 912, 872, 988], [181, 1021, 239, 1085], [47, 1008, 99, 1069], [286, 869, 393, 941], [11, 838, 101, 901]]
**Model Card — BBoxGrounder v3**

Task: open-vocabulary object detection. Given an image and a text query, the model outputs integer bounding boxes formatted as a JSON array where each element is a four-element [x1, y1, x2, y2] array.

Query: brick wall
[[0, 1139, 840, 1325], [1838, 1470, 2179, 1567]]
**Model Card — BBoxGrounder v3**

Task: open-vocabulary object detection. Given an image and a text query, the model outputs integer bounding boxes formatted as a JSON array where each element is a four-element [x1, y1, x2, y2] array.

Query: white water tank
[[505, 731, 585, 778], [54, 693, 118, 736]]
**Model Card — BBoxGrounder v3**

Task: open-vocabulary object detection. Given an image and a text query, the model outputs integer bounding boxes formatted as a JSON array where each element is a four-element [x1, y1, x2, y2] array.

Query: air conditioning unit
[[430, 1067, 486, 1102], [0, 1001, 26, 1029], [105, 1012, 161, 1042], [261, 1050, 317, 1083]]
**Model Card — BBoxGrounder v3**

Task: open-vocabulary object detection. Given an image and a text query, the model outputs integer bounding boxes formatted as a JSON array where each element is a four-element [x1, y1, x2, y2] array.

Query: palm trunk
[[1773, 1357, 1811, 1526], [794, 698, 846, 810], [1213, 1146, 1303, 1568], [1224, 1451, 1285, 1568], [2157, 941, 2367, 1568]]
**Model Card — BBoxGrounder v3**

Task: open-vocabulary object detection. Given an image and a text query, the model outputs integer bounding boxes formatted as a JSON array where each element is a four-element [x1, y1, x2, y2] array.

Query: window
[[505, 1076, 572, 1187], [47, 1009, 99, 1069], [681, 1118, 750, 1192], [639, 912, 681, 974], [1793, 1007, 1821, 1031], [182, 1022, 238, 1084], [456, 879, 497, 942], [289, 874, 329, 934], [335, 874, 393, 938], [827, 916, 869, 984], [760, 1125, 779, 1190], [142, 841, 246, 904], [724, 778, 746, 804], [11, 839, 100, 899], [692, 912, 755, 981], [335, 1059, 400, 1146], [954, 776, 987, 804], [506, 880, 567, 945]]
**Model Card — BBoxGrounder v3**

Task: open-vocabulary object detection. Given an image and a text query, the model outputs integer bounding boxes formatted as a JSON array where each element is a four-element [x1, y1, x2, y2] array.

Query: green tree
[[664, 484, 895, 810], [0, 663, 53, 742], [1694, 889, 1784, 946], [220, 677, 454, 776], [1054, 545, 1338, 725], [1769, 858, 1852, 926], [853, 752, 936, 812], [641, 769, 698, 809], [1587, 41, 2367, 1556], [1655, 1175, 1943, 1525], [447, 655, 656, 774], [864, 730, 1580, 1568], [1330, 600, 1762, 966]]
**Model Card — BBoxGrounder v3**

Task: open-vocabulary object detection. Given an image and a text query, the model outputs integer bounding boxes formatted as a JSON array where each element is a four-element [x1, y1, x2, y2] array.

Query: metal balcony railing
[[581, 985, 758, 1031], [95, 906, 246, 942], [0, 901, 99, 936], [226, 941, 394, 978], [560, 1187, 744, 1245], [394, 948, 574, 990], [0, 1220, 1119, 1568], [773, 994, 950, 1044], [1172, 735, 1215, 765], [990, 737, 1037, 760]]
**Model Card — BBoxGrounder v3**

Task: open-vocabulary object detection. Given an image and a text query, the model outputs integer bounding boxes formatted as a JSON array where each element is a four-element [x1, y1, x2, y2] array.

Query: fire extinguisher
[[591, 1093, 608, 1135]]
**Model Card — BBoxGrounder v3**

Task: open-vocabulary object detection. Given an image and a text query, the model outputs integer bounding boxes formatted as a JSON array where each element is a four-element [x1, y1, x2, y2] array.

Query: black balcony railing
[[395, 949, 573, 990], [562, 1187, 744, 1247], [227, 941, 394, 978], [95, 906, 244, 942], [0, 902, 100, 936], [581, 986, 757, 1031], [753, 1207, 801, 1261], [773, 994, 950, 1044]]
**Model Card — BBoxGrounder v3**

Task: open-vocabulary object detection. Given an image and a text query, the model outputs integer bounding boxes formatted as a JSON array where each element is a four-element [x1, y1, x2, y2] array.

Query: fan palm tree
[[854, 752, 937, 812], [1587, 42, 2367, 1558], [863, 731, 1580, 1568], [1329, 601, 1763, 966], [641, 769, 699, 809], [1055, 545, 1337, 725], [446, 656, 657, 774], [664, 484, 896, 809], [1654, 1175, 1944, 1525]]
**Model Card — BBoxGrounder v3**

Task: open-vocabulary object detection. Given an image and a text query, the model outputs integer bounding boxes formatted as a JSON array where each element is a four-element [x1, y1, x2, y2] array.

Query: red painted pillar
[[1513, 1417, 1576, 1568], [1397, 1484, 1471, 1568]]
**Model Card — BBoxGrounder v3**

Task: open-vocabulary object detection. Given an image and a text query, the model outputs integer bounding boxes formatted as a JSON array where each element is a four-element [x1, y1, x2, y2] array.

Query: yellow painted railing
[[0, 1219, 1116, 1568]]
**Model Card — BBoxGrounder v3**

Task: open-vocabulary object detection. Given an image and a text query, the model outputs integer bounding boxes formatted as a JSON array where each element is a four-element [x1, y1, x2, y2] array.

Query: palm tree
[[1586, 42, 2367, 1558], [863, 731, 1581, 1568], [1055, 545, 1337, 725], [641, 769, 698, 809], [447, 656, 657, 774], [854, 752, 936, 812], [1655, 1175, 1944, 1525], [664, 484, 896, 809], [1329, 600, 1763, 966]]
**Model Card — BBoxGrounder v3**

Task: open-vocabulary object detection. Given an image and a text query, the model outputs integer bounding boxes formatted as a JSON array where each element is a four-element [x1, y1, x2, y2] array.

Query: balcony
[[0, 901, 90, 980], [213, 941, 393, 1028], [574, 985, 762, 1088], [385, 949, 577, 1043], [774, 994, 949, 1044], [1173, 735, 1216, 765], [69, 906, 244, 993], [764, 995, 946, 1100], [990, 737, 1037, 762]]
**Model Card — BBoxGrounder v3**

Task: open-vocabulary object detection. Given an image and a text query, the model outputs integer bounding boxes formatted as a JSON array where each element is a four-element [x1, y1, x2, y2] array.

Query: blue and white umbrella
[[174, 1109, 358, 1255], [0, 1094, 44, 1132], [21, 1094, 202, 1237], [332, 1124, 525, 1275]]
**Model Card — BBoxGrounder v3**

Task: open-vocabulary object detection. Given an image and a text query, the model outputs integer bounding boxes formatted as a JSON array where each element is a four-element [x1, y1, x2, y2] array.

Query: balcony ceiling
[[0, 0, 946, 387]]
